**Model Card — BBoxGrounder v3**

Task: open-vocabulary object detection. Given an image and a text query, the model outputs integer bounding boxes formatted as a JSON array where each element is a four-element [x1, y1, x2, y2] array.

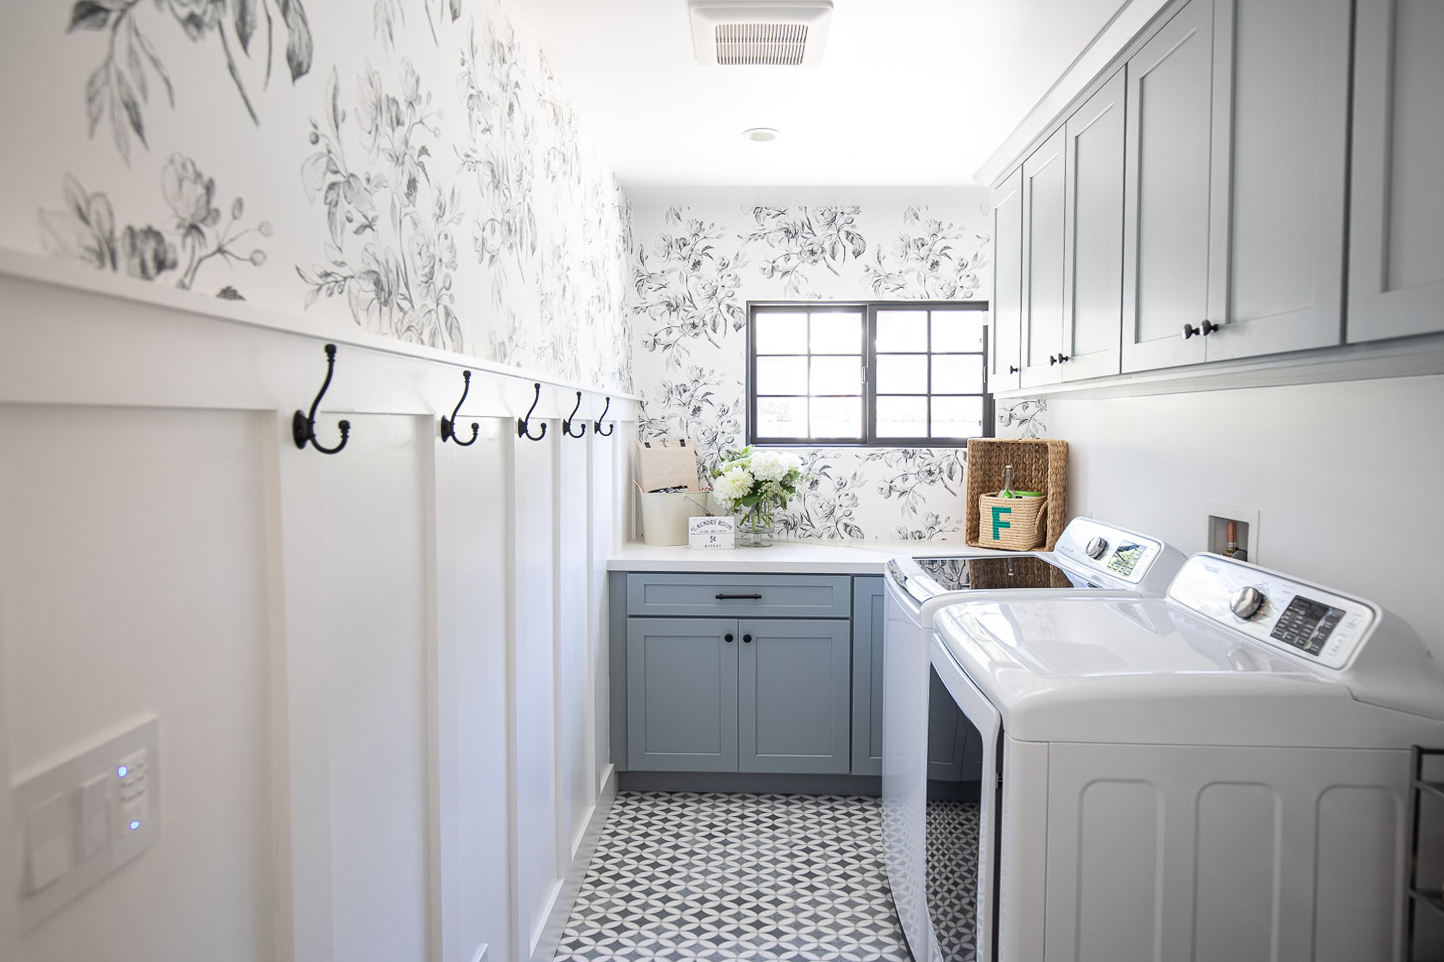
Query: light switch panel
[[119, 748, 150, 829], [26, 792, 72, 894]]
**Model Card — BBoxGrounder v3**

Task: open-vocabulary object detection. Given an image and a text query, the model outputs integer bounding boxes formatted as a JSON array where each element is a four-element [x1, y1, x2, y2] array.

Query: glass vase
[[738, 504, 774, 547]]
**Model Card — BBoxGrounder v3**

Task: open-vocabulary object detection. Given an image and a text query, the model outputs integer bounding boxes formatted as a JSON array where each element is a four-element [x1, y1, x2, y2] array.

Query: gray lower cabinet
[[625, 608, 851, 775]]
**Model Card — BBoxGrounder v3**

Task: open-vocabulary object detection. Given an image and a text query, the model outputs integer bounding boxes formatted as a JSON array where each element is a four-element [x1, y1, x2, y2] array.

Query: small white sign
[[689, 516, 735, 550]]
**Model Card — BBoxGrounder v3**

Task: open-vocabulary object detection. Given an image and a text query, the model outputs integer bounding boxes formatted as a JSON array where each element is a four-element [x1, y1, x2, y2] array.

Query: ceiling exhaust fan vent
[[690, 1, 834, 68]]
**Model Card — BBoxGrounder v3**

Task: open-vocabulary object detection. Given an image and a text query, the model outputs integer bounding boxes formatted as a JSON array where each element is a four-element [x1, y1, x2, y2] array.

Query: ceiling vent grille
[[715, 23, 809, 66], [690, 1, 833, 68]]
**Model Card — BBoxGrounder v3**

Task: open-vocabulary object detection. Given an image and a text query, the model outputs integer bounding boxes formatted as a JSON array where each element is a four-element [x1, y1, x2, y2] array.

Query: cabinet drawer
[[626, 574, 852, 619]]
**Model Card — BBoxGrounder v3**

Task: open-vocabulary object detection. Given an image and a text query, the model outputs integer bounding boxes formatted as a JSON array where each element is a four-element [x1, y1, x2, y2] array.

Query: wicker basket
[[976, 493, 1047, 550], [965, 438, 1068, 551]]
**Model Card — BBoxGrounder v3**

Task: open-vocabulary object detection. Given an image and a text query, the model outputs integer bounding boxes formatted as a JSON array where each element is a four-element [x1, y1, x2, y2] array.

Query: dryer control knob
[[1230, 586, 1267, 620], [1085, 537, 1108, 560]]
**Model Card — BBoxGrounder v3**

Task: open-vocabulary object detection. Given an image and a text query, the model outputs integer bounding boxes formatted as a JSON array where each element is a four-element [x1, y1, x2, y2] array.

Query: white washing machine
[[882, 518, 1186, 962], [929, 552, 1444, 962]]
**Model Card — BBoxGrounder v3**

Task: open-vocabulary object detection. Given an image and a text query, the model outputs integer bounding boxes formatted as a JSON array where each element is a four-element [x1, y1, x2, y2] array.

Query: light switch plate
[[25, 793, 72, 893], [12, 715, 160, 931]]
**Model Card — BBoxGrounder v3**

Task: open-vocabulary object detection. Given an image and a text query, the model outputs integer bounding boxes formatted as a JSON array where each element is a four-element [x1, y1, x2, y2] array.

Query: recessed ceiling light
[[743, 127, 779, 142]]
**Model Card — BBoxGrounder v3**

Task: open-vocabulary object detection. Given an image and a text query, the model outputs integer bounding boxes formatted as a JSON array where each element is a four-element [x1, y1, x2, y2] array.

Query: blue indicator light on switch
[[117, 765, 128, 778], [129, 820, 140, 831]]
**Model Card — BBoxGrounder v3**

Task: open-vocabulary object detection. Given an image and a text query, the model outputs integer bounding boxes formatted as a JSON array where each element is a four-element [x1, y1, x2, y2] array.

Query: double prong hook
[[518, 382, 547, 441], [562, 391, 587, 438], [293, 343, 351, 455], [440, 371, 479, 446], [594, 397, 614, 436]]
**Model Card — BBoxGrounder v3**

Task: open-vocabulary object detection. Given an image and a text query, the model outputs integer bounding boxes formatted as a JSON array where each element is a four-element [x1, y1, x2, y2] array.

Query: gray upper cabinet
[[1206, 0, 1351, 361], [1121, 0, 1215, 373], [990, 169, 1024, 393], [1020, 127, 1068, 388], [1061, 70, 1127, 381], [1347, 0, 1444, 343], [739, 619, 852, 775], [851, 577, 886, 776], [627, 617, 739, 772]]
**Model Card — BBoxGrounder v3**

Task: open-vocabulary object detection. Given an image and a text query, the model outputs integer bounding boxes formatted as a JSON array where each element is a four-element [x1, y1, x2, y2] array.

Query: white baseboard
[[527, 767, 618, 962]]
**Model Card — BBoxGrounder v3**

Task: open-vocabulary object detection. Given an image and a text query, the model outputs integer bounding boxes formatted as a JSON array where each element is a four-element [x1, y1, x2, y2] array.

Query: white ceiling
[[518, 0, 1130, 194]]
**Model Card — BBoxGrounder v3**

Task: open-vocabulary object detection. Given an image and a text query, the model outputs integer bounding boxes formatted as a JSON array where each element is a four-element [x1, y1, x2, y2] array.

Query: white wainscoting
[[0, 254, 635, 962]]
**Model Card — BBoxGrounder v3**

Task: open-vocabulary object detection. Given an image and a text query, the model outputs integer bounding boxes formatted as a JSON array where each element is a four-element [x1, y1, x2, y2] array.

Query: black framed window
[[747, 301, 992, 447]]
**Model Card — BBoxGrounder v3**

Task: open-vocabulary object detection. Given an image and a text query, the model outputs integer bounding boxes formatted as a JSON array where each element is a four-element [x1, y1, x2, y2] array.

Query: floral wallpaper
[[630, 203, 1048, 542], [2, 0, 633, 391]]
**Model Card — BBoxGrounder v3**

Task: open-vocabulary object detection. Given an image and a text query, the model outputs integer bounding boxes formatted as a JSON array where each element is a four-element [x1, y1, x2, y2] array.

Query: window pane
[[810, 312, 862, 354], [876, 311, 929, 352], [811, 356, 861, 395], [754, 313, 808, 354], [876, 355, 928, 394], [756, 356, 808, 395], [877, 396, 928, 438], [931, 312, 985, 352], [811, 397, 862, 438], [931, 396, 985, 439], [931, 355, 985, 394], [756, 397, 808, 438]]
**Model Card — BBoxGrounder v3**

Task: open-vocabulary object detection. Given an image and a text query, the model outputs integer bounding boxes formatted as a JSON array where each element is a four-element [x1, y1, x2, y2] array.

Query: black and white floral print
[[40, 155, 269, 297], [997, 399, 1048, 438], [67, 0, 313, 162], [634, 209, 748, 369], [864, 206, 988, 300], [24, 0, 633, 393], [743, 206, 867, 296], [630, 203, 995, 541]]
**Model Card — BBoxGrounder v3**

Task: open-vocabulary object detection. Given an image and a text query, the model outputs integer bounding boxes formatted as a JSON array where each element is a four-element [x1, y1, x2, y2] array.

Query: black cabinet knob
[[1183, 323, 1201, 339], [1201, 320, 1220, 336], [1058, 354, 1070, 363], [724, 633, 734, 643], [1049, 354, 1058, 365], [1008, 365, 1019, 374], [742, 634, 752, 644]]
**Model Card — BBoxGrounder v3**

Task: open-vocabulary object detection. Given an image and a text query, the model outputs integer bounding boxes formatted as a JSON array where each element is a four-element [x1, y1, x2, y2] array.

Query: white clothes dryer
[[881, 518, 1185, 962], [929, 553, 1444, 961]]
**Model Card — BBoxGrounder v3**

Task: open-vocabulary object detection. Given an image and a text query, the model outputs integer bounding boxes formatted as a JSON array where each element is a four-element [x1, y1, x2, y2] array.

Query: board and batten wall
[[0, 258, 635, 962], [1027, 376, 1444, 659]]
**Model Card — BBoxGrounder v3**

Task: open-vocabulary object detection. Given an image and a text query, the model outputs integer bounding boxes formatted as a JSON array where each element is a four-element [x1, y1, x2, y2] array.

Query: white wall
[[0, 262, 636, 962], [1041, 375, 1444, 652]]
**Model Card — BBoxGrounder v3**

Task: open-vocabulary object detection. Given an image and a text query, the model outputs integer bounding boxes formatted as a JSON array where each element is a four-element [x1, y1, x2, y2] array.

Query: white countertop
[[607, 539, 1015, 574]]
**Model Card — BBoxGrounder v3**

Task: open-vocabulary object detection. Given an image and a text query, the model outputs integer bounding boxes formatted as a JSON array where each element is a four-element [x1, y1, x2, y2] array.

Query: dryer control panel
[[1053, 517, 1166, 586], [1168, 555, 1378, 670]]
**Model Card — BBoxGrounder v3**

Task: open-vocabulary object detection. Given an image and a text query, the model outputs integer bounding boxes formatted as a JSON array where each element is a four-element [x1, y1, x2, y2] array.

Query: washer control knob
[[1085, 537, 1108, 560], [1230, 586, 1267, 621]]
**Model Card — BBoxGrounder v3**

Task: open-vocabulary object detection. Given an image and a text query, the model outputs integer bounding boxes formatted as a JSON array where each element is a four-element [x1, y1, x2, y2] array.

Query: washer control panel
[[1169, 555, 1377, 670], [1054, 518, 1163, 585]]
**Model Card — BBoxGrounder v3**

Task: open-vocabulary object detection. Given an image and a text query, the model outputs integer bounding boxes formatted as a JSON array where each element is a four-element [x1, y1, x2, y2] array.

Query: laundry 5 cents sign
[[689, 516, 736, 550]]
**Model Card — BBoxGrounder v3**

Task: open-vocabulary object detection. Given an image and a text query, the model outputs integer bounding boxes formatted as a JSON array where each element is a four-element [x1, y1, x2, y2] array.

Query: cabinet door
[[1348, 0, 1444, 342], [850, 577, 885, 776], [739, 618, 851, 774], [1062, 69, 1127, 381], [1020, 127, 1068, 387], [626, 617, 738, 772], [1121, 0, 1214, 372], [1204, 0, 1350, 361], [990, 169, 1024, 392]]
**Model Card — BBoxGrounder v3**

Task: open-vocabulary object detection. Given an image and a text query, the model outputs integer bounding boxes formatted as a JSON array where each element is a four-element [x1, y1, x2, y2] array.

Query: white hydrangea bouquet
[[710, 446, 805, 547]]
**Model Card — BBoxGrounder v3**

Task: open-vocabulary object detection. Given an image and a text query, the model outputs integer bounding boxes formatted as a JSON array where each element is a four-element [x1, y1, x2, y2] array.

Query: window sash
[[747, 301, 992, 447]]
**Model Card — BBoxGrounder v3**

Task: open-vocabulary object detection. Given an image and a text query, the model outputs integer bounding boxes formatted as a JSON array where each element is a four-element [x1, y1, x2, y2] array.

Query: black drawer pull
[[715, 592, 763, 600]]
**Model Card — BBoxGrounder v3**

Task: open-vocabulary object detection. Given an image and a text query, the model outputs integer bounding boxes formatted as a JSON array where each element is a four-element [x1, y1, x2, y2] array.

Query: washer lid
[[932, 596, 1443, 747]]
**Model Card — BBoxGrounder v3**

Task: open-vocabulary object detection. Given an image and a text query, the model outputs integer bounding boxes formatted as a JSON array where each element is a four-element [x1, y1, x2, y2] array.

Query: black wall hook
[[518, 382, 547, 441], [440, 370, 479, 446], [293, 343, 351, 455], [562, 391, 587, 438], [594, 397, 614, 436]]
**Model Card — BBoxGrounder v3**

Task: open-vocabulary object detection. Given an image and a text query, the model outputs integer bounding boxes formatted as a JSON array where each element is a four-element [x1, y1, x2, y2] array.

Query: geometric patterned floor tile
[[553, 792, 981, 962], [553, 792, 916, 962]]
